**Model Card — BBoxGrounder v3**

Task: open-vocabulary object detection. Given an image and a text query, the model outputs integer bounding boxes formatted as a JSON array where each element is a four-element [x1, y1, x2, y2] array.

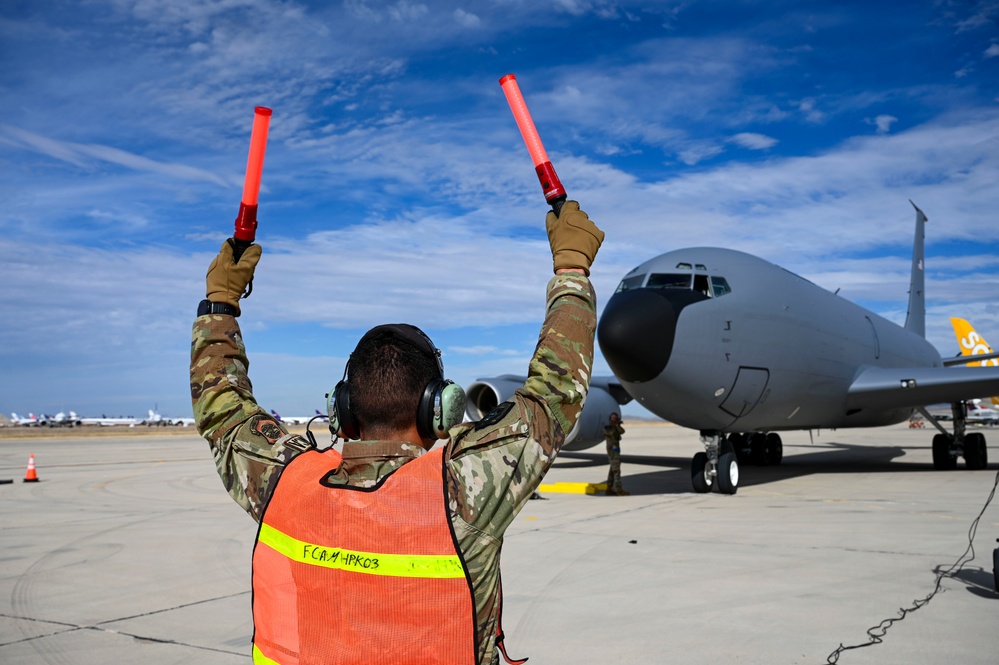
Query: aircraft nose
[[598, 288, 706, 383]]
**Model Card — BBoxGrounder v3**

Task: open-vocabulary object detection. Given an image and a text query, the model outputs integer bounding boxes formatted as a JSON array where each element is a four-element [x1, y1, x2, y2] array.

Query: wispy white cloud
[[453, 8, 481, 28], [388, 0, 429, 22], [450, 345, 521, 356], [952, 1, 999, 32], [799, 97, 825, 123], [729, 132, 778, 150], [677, 141, 724, 165], [869, 114, 898, 134], [86, 208, 151, 229]]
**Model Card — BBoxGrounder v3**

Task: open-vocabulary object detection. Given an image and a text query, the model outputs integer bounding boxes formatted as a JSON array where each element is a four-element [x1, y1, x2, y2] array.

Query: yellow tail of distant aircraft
[[950, 317, 999, 407]]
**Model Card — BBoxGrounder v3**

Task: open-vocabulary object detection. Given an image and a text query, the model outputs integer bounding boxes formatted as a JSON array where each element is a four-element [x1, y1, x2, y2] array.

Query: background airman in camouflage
[[191, 200, 603, 664], [603, 412, 628, 496]]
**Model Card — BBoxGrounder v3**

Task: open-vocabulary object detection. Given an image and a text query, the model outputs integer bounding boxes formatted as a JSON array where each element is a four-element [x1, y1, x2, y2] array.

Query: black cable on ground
[[826, 465, 999, 664]]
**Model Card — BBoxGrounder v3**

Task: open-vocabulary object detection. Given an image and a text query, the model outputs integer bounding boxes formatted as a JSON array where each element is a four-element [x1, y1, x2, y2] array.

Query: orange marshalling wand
[[498, 74, 567, 216], [232, 106, 272, 261]]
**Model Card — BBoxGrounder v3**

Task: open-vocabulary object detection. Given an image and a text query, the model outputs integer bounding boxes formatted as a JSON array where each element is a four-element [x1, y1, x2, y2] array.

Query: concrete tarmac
[[1, 422, 997, 664]]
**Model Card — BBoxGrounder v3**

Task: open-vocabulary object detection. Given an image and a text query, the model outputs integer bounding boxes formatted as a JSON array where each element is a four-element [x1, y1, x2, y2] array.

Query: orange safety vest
[[251, 447, 477, 665]]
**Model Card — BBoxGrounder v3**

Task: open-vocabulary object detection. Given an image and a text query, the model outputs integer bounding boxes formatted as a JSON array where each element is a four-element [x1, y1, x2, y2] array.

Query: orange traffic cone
[[23, 454, 39, 482]]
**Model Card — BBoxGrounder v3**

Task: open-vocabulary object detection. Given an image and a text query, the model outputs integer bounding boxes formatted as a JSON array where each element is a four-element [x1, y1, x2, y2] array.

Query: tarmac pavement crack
[[90, 625, 245, 656], [0, 612, 82, 647], [0, 591, 250, 655], [92, 589, 250, 627]]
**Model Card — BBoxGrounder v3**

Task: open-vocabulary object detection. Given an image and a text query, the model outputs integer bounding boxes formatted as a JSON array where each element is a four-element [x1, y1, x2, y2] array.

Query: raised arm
[[190, 240, 312, 521], [446, 200, 603, 538]]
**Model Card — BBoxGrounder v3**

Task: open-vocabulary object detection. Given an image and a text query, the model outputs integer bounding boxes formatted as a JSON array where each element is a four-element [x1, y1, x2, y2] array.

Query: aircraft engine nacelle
[[465, 375, 524, 421], [464, 375, 630, 451]]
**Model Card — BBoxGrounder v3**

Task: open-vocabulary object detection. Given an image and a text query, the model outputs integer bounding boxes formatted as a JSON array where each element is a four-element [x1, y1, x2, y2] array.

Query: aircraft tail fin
[[904, 201, 927, 338], [951, 317, 999, 407]]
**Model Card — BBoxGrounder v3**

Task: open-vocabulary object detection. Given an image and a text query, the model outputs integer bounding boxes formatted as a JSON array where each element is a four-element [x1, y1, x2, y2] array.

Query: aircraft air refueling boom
[[499, 74, 567, 217], [231, 106, 272, 263]]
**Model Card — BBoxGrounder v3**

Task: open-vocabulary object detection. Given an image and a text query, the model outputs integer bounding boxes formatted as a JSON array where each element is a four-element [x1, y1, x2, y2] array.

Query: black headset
[[327, 324, 466, 441]]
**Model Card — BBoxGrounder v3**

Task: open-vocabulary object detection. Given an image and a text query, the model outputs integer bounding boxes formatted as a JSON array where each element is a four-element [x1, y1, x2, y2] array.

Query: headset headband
[[355, 324, 444, 377]]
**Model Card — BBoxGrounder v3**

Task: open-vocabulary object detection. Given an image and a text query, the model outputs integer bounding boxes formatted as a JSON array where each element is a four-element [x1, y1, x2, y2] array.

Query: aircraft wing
[[942, 350, 999, 366], [847, 365, 999, 411]]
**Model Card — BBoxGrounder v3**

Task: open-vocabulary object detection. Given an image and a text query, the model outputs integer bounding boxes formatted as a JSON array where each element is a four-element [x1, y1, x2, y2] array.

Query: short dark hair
[[349, 328, 440, 436]]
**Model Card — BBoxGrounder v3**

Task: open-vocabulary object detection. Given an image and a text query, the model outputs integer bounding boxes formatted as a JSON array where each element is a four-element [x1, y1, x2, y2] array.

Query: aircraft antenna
[[904, 201, 927, 338]]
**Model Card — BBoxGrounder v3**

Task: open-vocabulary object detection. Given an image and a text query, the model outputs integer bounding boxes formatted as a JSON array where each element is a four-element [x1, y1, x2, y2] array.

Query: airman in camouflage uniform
[[603, 412, 628, 495], [191, 201, 603, 664]]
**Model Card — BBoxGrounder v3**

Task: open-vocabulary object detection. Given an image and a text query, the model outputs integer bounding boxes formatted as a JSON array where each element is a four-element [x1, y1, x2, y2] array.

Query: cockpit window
[[615, 274, 646, 293], [711, 276, 731, 297], [643, 272, 732, 298], [646, 273, 692, 289], [693, 274, 710, 296], [626, 265, 732, 298]]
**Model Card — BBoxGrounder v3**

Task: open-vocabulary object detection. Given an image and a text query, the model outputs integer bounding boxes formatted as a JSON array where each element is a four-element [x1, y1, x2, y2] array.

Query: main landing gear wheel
[[932, 434, 957, 470], [765, 433, 783, 466], [691, 452, 712, 493], [922, 402, 989, 472], [749, 433, 769, 466], [734, 432, 784, 467], [728, 433, 748, 464], [964, 432, 988, 470]]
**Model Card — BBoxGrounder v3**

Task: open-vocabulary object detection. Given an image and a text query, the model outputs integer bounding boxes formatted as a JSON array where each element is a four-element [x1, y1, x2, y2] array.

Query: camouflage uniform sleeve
[[444, 273, 595, 663], [190, 314, 313, 521], [446, 272, 596, 538]]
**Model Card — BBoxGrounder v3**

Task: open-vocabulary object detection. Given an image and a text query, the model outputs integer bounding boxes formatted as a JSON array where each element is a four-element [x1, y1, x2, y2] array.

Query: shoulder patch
[[474, 401, 515, 430], [250, 416, 286, 444]]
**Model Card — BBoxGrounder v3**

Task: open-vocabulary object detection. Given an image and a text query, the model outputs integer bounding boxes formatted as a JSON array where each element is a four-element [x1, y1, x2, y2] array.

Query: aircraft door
[[719, 366, 770, 418]]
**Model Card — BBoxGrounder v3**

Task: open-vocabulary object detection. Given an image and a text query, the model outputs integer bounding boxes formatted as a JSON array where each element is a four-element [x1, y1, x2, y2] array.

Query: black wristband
[[197, 299, 239, 317]]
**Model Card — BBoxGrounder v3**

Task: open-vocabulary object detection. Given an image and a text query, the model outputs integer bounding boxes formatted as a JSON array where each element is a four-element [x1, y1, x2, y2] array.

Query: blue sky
[[1, 0, 998, 421]]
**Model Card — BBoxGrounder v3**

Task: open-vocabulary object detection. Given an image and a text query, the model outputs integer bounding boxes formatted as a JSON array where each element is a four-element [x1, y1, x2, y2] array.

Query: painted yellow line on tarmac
[[537, 481, 607, 495]]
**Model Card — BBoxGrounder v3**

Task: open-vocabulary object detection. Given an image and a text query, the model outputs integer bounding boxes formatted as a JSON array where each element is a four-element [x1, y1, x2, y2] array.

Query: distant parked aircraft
[[950, 317, 999, 408], [78, 414, 141, 427], [271, 410, 327, 425], [9, 412, 40, 426]]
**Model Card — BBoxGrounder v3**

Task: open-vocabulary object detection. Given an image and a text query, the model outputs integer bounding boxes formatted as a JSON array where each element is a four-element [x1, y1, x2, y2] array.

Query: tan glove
[[205, 240, 262, 315], [545, 200, 604, 275]]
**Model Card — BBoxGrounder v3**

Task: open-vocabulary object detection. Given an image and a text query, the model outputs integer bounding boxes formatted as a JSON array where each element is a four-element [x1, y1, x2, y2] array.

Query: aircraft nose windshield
[[597, 288, 707, 383]]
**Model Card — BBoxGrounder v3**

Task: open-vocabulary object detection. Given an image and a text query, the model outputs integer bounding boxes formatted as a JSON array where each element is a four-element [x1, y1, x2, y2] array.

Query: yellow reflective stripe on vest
[[252, 644, 282, 665], [258, 522, 465, 578]]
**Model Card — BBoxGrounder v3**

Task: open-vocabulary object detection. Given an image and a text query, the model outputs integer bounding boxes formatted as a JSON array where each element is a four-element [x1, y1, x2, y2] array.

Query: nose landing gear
[[691, 431, 785, 494]]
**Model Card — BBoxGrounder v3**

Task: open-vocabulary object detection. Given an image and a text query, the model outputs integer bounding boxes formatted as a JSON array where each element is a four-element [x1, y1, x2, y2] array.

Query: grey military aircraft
[[466, 203, 999, 494], [596, 203, 999, 493]]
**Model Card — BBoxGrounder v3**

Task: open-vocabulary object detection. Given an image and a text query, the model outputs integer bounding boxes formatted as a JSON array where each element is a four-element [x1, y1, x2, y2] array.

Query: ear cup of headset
[[436, 381, 467, 438], [417, 378, 467, 440], [328, 379, 359, 440]]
